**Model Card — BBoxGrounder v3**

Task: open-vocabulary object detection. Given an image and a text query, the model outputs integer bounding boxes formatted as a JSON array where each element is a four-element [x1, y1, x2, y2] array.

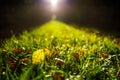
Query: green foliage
[[0, 20, 120, 80]]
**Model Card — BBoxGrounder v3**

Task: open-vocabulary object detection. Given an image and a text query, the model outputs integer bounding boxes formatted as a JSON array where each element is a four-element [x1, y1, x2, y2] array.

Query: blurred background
[[0, 0, 119, 41]]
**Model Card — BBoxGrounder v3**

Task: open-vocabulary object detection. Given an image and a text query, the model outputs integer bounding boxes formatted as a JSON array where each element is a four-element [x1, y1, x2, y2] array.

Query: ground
[[0, 20, 120, 80]]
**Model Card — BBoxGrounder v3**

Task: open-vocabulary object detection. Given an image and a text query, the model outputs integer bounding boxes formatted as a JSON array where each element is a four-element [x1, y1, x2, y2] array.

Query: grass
[[0, 20, 120, 80]]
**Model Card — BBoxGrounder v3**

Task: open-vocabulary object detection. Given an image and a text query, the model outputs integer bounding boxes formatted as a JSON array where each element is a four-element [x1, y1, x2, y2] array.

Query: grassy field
[[0, 20, 120, 80]]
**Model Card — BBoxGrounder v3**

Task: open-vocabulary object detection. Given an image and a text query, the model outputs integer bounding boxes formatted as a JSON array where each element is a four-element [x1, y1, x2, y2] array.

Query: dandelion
[[32, 49, 45, 64], [32, 48, 51, 64]]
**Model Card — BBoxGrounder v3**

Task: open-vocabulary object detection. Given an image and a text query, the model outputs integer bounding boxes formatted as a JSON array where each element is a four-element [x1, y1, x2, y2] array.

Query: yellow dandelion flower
[[32, 49, 45, 64]]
